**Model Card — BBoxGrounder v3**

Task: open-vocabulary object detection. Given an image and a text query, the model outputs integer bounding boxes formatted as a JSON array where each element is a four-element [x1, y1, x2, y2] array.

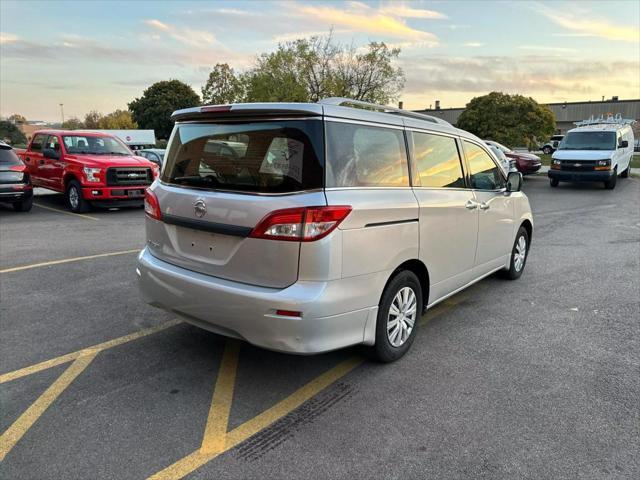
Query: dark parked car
[[136, 148, 165, 167], [485, 140, 542, 175], [0, 141, 33, 211]]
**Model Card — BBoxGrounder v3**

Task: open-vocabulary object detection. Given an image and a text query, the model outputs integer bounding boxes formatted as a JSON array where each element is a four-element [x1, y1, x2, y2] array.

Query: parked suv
[[19, 130, 159, 212], [0, 141, 33, 211], [137, 99, 533, 362], [541, 135, 564, 154]]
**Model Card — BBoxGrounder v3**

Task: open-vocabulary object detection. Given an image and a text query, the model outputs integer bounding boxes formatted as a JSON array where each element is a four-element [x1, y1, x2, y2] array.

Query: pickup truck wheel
[[13, 196, 33, 212], [67, 180, 91, 213], [501, 226, 529, 280], [550, 178, 559, 187], [604, 169, 617, 190], [542, 146, 552, 155], [368, 270, 422, 363]]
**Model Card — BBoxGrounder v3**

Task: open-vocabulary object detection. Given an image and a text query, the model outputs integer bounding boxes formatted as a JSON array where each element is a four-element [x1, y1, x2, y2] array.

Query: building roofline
[[415, 98, 640, 112]]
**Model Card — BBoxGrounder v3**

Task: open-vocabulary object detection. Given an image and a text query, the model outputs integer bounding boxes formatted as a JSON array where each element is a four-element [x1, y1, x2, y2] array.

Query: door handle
[[39, 160, 45, 165], [465, 200, 478, 210], [479, 203, 490, 210]]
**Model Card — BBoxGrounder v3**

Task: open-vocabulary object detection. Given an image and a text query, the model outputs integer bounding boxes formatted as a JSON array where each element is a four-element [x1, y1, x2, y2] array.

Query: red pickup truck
[[19, 130, 159, 212]]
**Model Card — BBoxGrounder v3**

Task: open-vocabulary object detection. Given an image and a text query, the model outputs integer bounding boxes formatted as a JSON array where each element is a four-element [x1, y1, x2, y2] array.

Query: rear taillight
[[249, 206, 352, 242], [144, 189, 162, 220]]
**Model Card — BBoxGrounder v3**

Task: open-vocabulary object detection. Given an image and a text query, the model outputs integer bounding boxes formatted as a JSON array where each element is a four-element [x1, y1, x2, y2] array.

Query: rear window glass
[[162, 120, 324, 193], [325, 122, 409, 187], [0, 147, 21, 165]]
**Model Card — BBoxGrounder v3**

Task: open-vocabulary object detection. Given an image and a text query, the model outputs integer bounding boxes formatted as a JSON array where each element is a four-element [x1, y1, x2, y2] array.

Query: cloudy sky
[[1, 0, 638, 122]]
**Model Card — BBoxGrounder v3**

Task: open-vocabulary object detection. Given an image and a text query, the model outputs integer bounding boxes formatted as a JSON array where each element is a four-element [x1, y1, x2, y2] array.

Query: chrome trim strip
[[162, 213, 253, 237]]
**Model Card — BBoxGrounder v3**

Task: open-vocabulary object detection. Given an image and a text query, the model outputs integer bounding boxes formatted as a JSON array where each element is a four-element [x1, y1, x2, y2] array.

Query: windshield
[[559, 131, 615, 151], [487, 141, 512, 153], [162, 120, 324, 193], [63, 135, 131, 155]]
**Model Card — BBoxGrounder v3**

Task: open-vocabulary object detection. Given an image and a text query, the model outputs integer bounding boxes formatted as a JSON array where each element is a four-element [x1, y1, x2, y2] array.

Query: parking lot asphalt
[[1, 175, 639, 479]]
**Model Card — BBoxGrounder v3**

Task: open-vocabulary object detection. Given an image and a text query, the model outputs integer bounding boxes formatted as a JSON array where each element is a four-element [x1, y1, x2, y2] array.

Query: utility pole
[[59, 103, 65, 125]]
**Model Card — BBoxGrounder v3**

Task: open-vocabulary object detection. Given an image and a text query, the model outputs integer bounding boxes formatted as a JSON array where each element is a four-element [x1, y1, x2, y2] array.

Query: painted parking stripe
[[148, 355, 364, 480], [33, 202, 99, 221], [0, 249, 140, 274], [0, 350, 99, 461], [0, 319, 181, 384]]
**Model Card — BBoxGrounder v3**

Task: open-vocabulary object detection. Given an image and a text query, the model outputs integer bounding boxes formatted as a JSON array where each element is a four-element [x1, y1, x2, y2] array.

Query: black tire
[[542, 146, 552, 155], [13, 195, 33, 212], [369, 270, 423, 363], [550, 178, 559, 187], [501, 226, 529, 280], [66, 180, 91, 213], [620, 165, 630, 178], [604, 169, 617, 190]]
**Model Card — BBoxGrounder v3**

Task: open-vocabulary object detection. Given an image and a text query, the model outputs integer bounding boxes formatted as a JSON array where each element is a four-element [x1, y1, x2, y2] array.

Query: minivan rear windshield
[[162, 120, 324, 194], [558, 131, 616, 151]]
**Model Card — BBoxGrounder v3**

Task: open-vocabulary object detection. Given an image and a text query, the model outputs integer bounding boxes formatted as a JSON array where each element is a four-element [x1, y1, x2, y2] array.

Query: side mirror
[[619, 140, 628, 148], [43, 148, 59, 160], [507, 171, 523, 192]]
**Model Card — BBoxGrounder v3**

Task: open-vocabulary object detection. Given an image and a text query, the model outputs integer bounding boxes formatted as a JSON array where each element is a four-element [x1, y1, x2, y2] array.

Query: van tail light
[[144, 189, 162, 220], [249, 206, 352, 242]]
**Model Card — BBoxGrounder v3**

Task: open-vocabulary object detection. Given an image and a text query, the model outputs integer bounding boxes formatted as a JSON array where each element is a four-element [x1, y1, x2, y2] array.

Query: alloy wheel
[[514, 235, 527, 272], [387, 287, 417, 347]]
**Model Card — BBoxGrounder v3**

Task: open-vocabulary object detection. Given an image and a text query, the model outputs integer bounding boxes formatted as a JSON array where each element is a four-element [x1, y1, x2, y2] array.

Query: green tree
[[0, 121, 27, 145], [98, 110, 137, 129], [8, 114, 27, 124], [84, 110, 102, 128], [201, 63, 245, 105], [61, 117, 85, 130], [243, 44, 309, 102], [129, 80, 200, 139], [456, 92, 556, 148], [241, 34, 405, 104]]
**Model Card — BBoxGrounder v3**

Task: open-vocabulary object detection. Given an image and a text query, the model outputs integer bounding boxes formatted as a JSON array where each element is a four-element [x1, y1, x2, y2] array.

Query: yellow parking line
[[201, 341, 240, 454], [33, 202, 99, 221], [0, 350, 99, 461], [148, 356, 363, 480], [0, 320, 181, 384], [0, 249, 140, 274]]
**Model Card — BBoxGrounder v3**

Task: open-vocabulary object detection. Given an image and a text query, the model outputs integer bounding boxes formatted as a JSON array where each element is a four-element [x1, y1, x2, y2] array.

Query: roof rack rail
[[318, 97, 452, 126], [574, 113, 636, 127]]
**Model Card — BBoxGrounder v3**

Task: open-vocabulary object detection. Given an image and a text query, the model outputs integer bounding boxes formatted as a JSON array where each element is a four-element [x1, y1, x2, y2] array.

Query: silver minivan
[[137, 98, 533, 362]]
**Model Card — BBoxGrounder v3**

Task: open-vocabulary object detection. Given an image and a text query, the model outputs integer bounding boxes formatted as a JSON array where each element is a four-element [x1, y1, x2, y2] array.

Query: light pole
[[59, 103, 65, 125]]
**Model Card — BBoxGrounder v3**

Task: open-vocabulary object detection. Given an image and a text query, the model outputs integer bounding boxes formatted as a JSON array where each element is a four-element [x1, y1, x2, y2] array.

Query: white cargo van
[[548, 115, 635, 189]]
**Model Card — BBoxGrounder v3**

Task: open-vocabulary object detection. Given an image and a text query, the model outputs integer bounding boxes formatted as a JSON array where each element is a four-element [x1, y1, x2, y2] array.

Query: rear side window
[[0, 147, 21, 165], [326, 122, 409, 187], [162, 120, 324, 194], [412, 132, 464, 188], [463, 141, 506, 190], [30, 134, 46, 152]]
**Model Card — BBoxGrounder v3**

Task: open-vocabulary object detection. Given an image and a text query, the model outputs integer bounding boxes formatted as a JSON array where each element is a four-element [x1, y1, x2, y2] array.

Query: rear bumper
[[0, 185, 33, 202], [136, 247, 376, 354], [82, 186, 147, 201], [548, 169, 614, 182]]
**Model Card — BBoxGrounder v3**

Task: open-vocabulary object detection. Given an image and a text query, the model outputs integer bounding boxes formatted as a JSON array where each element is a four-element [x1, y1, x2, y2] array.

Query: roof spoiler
[[171, 103, 323, 121]]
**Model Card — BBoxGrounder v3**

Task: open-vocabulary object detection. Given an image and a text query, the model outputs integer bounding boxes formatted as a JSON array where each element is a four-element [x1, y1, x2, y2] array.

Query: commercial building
[[416, 98, 640, 136]]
